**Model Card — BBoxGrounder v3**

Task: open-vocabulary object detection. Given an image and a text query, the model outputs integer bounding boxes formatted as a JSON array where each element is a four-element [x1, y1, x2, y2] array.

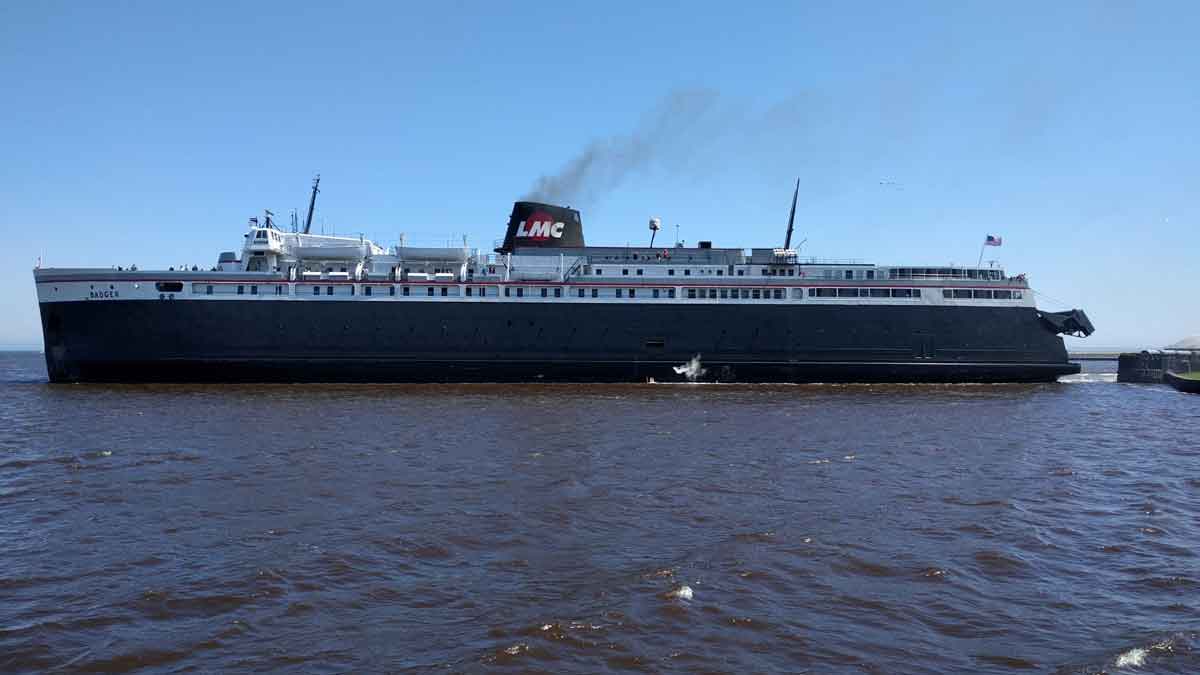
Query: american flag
[[985, 235, 1003, 246]]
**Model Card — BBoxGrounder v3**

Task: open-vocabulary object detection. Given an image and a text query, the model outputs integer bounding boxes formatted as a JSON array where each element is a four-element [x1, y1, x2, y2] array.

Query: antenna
[[648, 217, 661, 247], [303, 174, 321, 235], [783, 178, 799, 249]]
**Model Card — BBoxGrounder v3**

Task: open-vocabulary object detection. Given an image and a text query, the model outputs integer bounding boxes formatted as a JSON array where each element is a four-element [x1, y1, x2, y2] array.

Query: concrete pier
[[1117, 351, 1200, 384]]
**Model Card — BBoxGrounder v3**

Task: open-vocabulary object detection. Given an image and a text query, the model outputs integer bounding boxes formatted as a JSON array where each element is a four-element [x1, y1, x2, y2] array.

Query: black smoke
[[523, 89, 723, 206]]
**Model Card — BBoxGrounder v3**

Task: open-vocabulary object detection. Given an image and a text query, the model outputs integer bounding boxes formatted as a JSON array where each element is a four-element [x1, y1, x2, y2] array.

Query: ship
[[33, 178, 1094, 383]]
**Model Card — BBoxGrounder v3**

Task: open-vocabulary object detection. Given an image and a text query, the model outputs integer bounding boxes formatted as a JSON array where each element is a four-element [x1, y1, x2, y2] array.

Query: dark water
[[1, 352, 1198, 674]]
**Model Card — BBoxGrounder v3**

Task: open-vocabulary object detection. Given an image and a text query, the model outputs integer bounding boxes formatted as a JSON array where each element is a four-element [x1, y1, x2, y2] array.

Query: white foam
[[666, 585, 694, 600], [1114, 647, 1146, 668], [1059, 373, 1118, 383], [672, 355, 706, 382]]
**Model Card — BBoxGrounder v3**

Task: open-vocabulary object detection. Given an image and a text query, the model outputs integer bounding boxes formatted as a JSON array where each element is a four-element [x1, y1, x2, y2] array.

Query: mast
[[303, 174, 321, 235], [783, 178, 799, 249]]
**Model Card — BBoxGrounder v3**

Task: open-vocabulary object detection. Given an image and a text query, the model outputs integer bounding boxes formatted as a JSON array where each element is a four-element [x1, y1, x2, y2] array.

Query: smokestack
[[497, 202, 585, 253]]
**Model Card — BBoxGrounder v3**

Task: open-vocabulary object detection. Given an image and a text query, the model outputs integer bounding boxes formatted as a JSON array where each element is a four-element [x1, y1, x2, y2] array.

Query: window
[[390, 286, 396, 296], [761, 269, 769, 276], [155, 281, 184, 293], [595, 268, 603, 275], [810, 288, 837, 298], [427, 287, 434, 296], [752, 289, 761, 299], [653, 288, 660, 298], [403, 286, 411, 296], [773, 289, 783, 299], [892, 289, 916, 298], [942, 289, 953, 299], [844, 270, 854, 280], [636, 269, 643, 276], [516, 287, 524, 297], [870, 288, 890, 298], [709, 289, 718, 298], [313, 286, 321, 295], [616, 288, 623, 298], [717, 269, 724, 276], [591, 288, 598, 298], [866, 270, 875, 280], [953, 289, 972, 299], [629, 288, 636, 298], [504, 287, 511, 297], [578, 288, 585, 298], [684, 269, 691, 276], [465, 287, 472, 296], [554, 288, 562, 297], [441, 287, 448, 296], [327, 286, 334, 295], [541, 288, 548, 297], [237, 285, 244, 295], [668, 289, 676, 298], [687, 288, 697, 299], [720, 289, 728, 298], [251, 285, 259, 295], [668, 269, 675, 276], [737, 270, 744, 276], [1013, 290, 1023, 299], [973, 290, 993, 299], [365, 286, 372, 296], [206, 285, 213, 295], [787, 269, 794, 276], [622, 268, 629, 276], [993, 290, 1013, 299]]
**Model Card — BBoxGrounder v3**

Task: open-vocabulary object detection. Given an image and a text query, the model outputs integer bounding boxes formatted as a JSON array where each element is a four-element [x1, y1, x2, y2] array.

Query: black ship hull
[[38, 300, 1079, 383]]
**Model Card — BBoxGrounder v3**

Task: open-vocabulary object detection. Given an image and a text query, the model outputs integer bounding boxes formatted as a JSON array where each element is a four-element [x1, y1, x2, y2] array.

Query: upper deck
[[33, 199, 1032, 309]]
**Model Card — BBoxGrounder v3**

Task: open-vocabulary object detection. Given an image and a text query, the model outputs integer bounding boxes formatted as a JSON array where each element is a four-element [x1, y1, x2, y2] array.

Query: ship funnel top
[[498, 201, 584, 253]]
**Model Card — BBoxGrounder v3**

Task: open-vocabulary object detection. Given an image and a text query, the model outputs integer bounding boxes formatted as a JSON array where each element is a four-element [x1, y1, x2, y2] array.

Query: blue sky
[[2, 1, 1196, 349]]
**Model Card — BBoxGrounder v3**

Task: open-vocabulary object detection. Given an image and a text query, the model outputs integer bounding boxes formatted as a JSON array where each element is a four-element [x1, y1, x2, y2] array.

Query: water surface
[[1, 352, 1197, 673]]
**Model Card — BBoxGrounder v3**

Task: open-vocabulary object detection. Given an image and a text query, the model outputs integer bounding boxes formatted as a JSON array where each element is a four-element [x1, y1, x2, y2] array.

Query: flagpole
[[977, 242, 985, 269]]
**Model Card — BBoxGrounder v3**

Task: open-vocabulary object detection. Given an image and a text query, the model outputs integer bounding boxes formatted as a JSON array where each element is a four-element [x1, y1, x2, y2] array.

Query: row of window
[[190, 284, 1021, 302], [809, 288, 922, 298], [942, 289, 1022, 299], [825, 269, 878, 280], [592, 267, 800, 278], [199, 284, 290, 296], [687, 288, 787, 300], [891, 268, 1004, 280], [585, 266, 1008, 282]]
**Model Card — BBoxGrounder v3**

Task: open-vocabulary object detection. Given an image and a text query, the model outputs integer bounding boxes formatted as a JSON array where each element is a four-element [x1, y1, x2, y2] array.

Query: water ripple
[[1, 355, 1197, 672]]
